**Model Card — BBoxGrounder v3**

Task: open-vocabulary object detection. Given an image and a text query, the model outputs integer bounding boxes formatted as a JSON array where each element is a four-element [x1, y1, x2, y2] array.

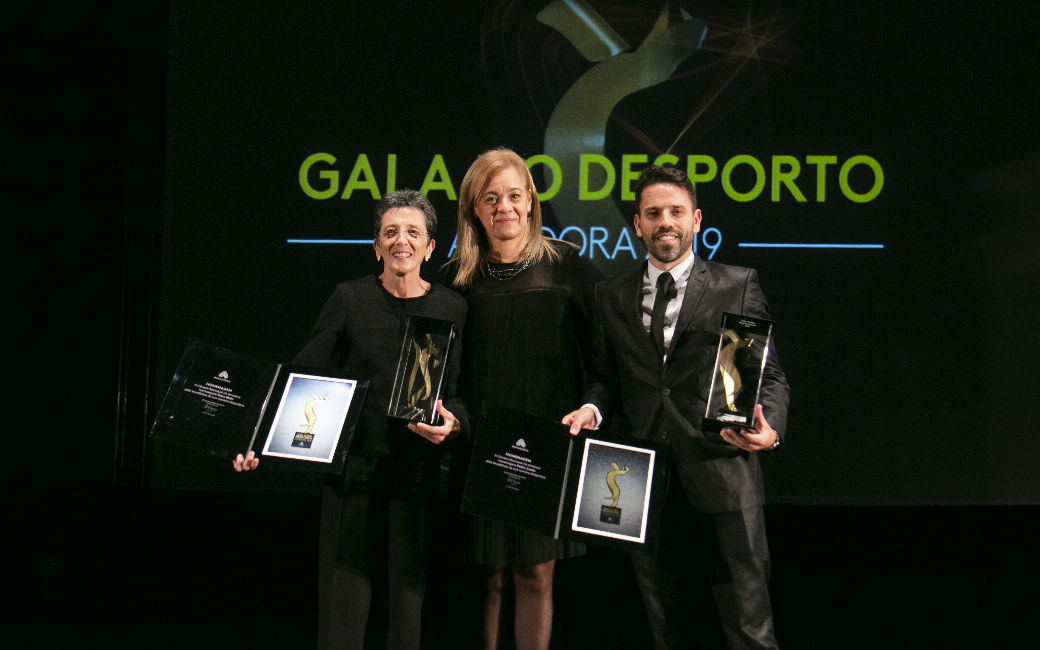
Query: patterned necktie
[[651, 272, 675, 356]]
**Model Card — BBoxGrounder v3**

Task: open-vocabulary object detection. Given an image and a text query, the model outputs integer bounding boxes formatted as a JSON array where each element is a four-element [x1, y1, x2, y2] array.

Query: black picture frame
[[460, 404, 575, 537], [559, 435, 667, 552], [460, 404, 666, 551], [150, 340, 367, 474]]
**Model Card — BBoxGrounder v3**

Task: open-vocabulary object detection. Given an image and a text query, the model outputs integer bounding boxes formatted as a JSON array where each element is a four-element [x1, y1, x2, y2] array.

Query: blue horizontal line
[[738, 243, 885, 249], [286, 238, 372, 245]]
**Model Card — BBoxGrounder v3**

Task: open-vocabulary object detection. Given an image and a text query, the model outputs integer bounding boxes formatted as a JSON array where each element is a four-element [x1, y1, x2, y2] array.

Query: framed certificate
[[460, 404, 666, 551], [255, 371, 360, 465], [151, 340, 367, 473], [565, 438, 660, 545], [460, 404, 574, 537]]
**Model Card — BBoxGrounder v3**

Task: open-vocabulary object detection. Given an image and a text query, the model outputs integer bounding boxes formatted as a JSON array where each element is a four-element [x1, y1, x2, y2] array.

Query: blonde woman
[[447, 148, 602, 650]]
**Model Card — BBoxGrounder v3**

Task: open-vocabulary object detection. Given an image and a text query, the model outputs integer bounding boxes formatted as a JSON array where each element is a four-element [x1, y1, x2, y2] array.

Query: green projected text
[[299, 152, 883, 204]]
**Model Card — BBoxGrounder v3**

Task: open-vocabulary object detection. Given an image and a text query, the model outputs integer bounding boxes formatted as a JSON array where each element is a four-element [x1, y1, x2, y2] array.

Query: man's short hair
[[633, 165, 697, 211]]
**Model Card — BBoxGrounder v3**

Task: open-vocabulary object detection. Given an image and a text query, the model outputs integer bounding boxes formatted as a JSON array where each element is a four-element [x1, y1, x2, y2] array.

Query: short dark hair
[[372, 189, 437, 239], [633, 165, 697, 211]]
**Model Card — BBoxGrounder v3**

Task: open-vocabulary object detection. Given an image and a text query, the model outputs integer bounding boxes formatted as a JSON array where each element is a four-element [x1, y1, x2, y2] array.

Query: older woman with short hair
[[236, 189, 467, 650]]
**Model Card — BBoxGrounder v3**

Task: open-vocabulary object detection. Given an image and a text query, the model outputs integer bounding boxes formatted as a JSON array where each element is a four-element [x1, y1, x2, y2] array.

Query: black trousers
[[629, 462, 776, 650], [317, 455, 434, 650]]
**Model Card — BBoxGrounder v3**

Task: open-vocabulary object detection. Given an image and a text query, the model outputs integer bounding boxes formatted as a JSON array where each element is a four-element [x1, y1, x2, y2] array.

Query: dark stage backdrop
[[153, 0, 1039, 505]]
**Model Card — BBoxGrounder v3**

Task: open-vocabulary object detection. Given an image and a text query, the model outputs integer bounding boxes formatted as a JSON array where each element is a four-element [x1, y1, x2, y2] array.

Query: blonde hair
[[450, 147, 560, 287]]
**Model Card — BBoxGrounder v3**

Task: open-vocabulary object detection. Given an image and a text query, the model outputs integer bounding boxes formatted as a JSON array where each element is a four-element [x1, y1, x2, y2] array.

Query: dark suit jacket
[[584, 258, 790, 514]]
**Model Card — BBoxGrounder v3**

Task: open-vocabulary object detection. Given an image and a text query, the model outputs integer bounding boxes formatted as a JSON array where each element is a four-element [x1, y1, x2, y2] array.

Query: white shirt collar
[[646, 251, 695, 287]]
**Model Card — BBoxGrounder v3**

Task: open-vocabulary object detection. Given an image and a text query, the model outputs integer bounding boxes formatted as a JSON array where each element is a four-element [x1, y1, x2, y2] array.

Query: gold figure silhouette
[[300, 393, 328, 434], [718, 330, 754, 412], [605, 462, 631, 508], [406, 334, 439, 408]]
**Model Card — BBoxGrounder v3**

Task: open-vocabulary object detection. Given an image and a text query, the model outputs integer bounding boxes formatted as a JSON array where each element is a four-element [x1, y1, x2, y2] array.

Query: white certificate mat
[[570, 438, 656, 543], [260, 373, 357, 463]]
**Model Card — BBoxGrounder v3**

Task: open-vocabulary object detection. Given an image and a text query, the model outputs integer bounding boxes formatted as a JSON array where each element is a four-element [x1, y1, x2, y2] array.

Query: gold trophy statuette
[[406, 334, 440, 410], [600, 462, 630, 524], [718, 330, 754, 412], [292, 393, 328, 448]]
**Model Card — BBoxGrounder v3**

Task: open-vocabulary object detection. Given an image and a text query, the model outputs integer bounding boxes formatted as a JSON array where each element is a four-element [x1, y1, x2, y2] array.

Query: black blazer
[[584, 258, 790, 513]]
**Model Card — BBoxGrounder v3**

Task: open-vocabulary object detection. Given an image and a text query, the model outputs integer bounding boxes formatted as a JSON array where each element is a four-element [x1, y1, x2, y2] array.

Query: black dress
[[452, 241, 602, 566], [294, 275, 468, 650]]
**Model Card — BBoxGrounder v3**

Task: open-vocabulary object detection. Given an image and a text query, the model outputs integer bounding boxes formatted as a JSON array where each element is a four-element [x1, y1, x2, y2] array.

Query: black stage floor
[[7, 489, 1036, 649]]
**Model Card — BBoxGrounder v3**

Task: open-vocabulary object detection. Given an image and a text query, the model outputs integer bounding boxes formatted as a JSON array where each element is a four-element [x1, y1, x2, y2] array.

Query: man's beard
[[644, 228, 689, 264]]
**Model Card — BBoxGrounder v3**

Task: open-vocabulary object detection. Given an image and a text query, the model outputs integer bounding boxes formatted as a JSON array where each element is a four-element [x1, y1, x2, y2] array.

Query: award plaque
[[461, 404, 575, 537], [559, 436, 667, 551], [150, 340, 368, 473], [387, 314, 457, 425], [703, 313, 773, 430], [460, 404, 665, 550]]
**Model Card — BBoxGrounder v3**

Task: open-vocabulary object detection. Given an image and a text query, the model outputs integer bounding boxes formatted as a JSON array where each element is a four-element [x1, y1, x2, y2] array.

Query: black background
[[155, 0, 1040, 504], [9, 1, 1039, 648]]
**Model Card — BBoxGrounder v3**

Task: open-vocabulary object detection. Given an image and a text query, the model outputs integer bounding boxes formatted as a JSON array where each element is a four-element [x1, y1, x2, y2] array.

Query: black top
[[447, 240, 601, 564], [452, 241, 602, 423], [294, 275, 468, 458]]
